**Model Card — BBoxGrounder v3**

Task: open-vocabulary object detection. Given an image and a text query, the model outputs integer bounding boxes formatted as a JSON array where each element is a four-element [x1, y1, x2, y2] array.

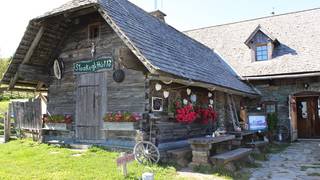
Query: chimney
[[149, 10, 166, 22]]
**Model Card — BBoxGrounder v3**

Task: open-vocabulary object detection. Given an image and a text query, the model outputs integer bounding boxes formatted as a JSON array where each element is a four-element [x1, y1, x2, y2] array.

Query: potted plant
[[103, 112, 142, 131], [43, 114, 72, 131]]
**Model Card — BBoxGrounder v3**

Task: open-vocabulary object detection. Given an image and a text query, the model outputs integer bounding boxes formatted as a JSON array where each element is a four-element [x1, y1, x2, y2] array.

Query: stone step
[[69, 143, 92, 150], [167, 148, 192, 167], [211, 148, 253, 164]]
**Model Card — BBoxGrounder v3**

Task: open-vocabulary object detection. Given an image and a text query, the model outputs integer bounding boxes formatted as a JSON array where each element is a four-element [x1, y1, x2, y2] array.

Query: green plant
[[0, 139, 177, 179], [47, 115, 65, 123], [267, 113, 278, 141]]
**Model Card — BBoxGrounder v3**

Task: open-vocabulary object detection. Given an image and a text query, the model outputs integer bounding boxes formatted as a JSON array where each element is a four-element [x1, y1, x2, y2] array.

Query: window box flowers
[[43, 114, 72, 131], [103, 112, 142, 131]]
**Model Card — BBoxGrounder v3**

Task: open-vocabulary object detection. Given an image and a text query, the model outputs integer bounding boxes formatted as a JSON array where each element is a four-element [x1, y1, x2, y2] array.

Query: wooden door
[[75, 72, 107, 142], [313, 97, 320, 137], [296, 96, 320, 138]]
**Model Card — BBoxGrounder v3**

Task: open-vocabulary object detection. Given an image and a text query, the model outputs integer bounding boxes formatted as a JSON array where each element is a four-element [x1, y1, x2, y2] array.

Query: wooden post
[[120, 152, 128, 177], [4, 112, 10, 142]]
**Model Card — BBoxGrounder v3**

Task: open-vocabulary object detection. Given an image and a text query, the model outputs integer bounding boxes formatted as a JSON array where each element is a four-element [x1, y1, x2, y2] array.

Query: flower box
[[43, 123, 67, 131], [103, 122, 138, 131]]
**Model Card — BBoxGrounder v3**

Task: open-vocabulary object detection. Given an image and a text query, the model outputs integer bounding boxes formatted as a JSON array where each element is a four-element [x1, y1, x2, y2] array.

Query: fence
[[9, 98, 43, 134]]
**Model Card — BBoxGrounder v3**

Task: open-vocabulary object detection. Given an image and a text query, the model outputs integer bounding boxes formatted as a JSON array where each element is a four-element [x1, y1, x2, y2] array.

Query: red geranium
[[197, 107, 217, 125], [176, 104, 198, 124]]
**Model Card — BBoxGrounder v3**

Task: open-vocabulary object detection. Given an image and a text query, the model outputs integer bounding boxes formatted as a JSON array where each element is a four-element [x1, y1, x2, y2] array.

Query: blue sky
[[0, 0, 320, 57]]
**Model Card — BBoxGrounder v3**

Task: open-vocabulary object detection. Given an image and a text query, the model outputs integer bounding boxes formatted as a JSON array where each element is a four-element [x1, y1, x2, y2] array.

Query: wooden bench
[[210, 148, 253, 167], [167, 147, 192, 167], [246, 141, 268, 153]]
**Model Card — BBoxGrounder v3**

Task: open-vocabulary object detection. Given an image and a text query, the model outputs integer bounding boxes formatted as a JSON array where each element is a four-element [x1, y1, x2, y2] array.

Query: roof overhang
[[149, 73, 260, 98], [244, 72, 320, 80]]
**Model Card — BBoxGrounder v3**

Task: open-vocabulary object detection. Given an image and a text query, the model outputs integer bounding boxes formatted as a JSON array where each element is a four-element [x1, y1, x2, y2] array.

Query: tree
[[0, 57, 11, 80]]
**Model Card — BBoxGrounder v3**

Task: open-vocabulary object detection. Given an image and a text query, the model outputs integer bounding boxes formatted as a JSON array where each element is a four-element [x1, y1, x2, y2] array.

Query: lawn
[[0, 140, 178, 180]]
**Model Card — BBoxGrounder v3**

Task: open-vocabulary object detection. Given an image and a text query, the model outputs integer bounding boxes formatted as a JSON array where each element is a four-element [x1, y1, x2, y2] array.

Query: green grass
[[0, 139, 178, 180], [193, 164, 252, 180]]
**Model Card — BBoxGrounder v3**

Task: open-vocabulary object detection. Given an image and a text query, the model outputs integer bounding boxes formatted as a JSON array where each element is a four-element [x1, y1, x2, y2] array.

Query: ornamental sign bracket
[[73, 57, 113, 73]]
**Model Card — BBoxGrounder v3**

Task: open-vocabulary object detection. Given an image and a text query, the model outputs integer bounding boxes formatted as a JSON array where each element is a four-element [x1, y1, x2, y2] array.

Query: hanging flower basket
[[173, 99, 218, 125]]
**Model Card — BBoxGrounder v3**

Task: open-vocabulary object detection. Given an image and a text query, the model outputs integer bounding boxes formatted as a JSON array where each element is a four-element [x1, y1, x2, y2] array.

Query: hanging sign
[[73, 57, 113, 73]]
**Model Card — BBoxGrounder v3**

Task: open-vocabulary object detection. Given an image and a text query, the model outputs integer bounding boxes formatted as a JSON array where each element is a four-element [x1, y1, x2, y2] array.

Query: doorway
[[295, 94, 320, 138], [75, 72, 107, 143]]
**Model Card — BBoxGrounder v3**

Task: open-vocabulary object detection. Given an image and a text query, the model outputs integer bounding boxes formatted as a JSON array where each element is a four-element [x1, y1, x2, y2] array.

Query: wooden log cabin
[[1, 0, 259, 151]]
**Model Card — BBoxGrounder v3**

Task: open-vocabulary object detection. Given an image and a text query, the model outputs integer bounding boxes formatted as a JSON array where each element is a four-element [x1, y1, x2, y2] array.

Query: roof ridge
[[184, 6, 320, 32]]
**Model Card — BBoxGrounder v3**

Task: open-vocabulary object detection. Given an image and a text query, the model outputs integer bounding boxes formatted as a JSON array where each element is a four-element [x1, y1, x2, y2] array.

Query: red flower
[[175, 104, 198, 124]]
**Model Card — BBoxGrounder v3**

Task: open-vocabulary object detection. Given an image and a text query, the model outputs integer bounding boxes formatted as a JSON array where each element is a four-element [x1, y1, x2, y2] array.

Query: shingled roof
[[185, 8, 320, 78], [2, 0, 257, 95]]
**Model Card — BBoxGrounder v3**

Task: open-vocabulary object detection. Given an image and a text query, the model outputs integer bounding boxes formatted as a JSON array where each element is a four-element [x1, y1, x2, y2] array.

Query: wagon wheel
[[134, 141, 160, 164]]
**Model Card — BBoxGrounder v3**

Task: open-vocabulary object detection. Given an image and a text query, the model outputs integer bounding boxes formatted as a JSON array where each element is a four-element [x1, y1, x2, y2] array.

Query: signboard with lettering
[[73, 57, 113, 73], [116, 153, 135, 166], [116, 153, 135, 176]]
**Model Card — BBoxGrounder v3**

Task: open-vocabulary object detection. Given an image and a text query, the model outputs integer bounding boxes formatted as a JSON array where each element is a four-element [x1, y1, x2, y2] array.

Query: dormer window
[[256, 44, 268, 61], [245, 25, 279, 62]]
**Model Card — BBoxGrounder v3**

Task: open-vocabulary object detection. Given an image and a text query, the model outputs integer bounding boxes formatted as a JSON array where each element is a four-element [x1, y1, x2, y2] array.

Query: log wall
[[47, 12, 146, 116]]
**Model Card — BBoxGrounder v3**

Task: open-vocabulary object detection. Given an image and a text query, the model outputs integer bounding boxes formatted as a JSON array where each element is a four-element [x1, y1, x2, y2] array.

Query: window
[[264, 101, 277, 115], [300, 101, 308, 119], [266, 104, 276, 114], [88, 24, 100, 40], [256, 45, 268, 61]]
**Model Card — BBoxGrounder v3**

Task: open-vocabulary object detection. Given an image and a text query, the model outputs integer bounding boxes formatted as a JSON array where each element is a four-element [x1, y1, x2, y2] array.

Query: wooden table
[[188, 135, 236, 167], [228, 131, 259, 145]]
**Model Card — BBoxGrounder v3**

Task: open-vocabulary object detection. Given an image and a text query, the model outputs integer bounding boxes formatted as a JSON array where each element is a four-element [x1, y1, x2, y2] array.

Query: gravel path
[[250, 140, 320, 180]]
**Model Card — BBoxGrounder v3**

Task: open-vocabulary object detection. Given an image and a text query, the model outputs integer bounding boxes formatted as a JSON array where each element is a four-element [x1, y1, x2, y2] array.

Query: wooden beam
[[0, 87, 47, 93], [36, 82, 45, 91], [9, 26, 44, 90]]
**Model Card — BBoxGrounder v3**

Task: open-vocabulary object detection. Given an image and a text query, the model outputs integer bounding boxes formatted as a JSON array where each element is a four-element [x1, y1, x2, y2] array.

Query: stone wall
[[248, 76, 320, 128]]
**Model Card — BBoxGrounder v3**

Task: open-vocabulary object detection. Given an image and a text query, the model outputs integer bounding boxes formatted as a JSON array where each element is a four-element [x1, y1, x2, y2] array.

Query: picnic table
[[228, 130, 261, 145], [188, 134, 236, 167]]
